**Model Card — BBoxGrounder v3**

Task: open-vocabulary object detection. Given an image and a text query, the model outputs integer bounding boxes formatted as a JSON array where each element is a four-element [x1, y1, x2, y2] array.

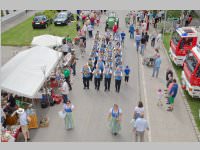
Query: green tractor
[[106, 12, 119, 29]]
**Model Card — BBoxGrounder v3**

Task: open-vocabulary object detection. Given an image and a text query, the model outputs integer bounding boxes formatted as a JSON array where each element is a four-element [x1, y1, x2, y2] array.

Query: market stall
[[0, 46, 63, 142]]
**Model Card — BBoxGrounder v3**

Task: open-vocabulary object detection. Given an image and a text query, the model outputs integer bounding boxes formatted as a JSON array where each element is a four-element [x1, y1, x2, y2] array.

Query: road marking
[[139, 56, 152, 142]]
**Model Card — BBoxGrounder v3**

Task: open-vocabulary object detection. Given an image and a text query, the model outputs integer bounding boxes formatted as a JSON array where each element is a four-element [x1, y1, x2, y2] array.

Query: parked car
[[32, 15, 50, 29], [106, 12, 119, 29], [54, 11, 74, 26]]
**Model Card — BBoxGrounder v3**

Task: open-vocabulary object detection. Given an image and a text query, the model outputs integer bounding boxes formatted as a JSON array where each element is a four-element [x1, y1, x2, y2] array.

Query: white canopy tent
[[31, 34, 64, 48], [0, 46, 62, 99]]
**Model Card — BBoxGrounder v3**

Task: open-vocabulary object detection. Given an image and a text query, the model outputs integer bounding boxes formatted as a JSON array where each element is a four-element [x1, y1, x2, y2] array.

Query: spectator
[[133, 101, 144, 120], [157, 89, 163, 107], [167, 79, 178, 111], [112, 22, 118, 37], [61, 80, 69, 103], [87, 24, 94, 38], [133, 113, 149, 142], [152, 54, 162, 78], [144, 32, 149, 43], [129, 23, 135, 39], [69, 52, 78, 76], [64, 66, 72, 91], [140, 36, 146, 56], [17, 108, 31, 142], [135, 32, 142, 52]]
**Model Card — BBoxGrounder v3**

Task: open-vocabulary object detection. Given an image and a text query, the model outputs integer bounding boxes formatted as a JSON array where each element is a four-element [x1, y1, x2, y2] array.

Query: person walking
[[140, 35, 146, 56], [87, 23, 93, 38], [144, 32, 149, 43], [60, 80, 69, 104], [133, 101, 144, 120], [81, 64, 91, 89], [88, 58, 94, 81], [63, 100, 74, 130], [152, 54, 162, 78], [105, 30, 111, 44], [166, 68, 173, 88], [114, 67, 123, 93], [129, 23, 135, 39], [93, 65, 102, 91], [151, 32, 156, 47], [157, 89, 163, 107], [108, 104, 122, 136], [120, 31, 126, 48], [124, 65, 130, 83], [16, 108, 31, 142], [113, 22, 118, 37], [69, 52, 78, 76], [64, 66, 72, 91], [103, 65, 112, 91], [133, 113, 149, 142], [135, 32, 142, 52], [167, 79, 178, 111]]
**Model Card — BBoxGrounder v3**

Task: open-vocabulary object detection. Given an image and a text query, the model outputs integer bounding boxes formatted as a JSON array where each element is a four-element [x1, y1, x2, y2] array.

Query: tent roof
[[0, 46, 62, 98], [31, 34, 64, 47]]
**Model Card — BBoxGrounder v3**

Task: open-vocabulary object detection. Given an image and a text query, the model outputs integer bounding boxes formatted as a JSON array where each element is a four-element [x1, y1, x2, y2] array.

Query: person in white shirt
[[133, 101, 144, 120], [133, 113, 149, 142], [61, 80, 69, 103]]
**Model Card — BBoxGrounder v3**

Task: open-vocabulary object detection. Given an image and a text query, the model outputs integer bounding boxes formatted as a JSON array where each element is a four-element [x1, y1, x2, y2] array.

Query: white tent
[[31, 34, 64, 48], [0, 46, 62, 98]]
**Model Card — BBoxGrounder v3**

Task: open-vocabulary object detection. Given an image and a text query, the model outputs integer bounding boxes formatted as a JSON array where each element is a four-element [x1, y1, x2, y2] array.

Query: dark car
[[54, 11, 74, 26], [32, 15, 50, 29]]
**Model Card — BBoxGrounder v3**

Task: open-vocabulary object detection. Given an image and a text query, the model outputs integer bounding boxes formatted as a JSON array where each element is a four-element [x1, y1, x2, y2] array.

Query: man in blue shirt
[[121, 31, 126, 47], [81, 64, 91, 89], [124, 65, 130, 83], [152, 55, 162, 78], [103, 65, 112, 91], [114, 67, 123, 93], [167, 79, 178, 111], [93, 66, 102, 91], [129, 24, 135, 39]]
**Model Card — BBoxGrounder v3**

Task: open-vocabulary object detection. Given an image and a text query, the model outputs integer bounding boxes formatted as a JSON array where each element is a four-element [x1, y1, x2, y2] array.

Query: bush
[[43, 10, 57, 19], [35, 10, 57, 19], [1, 10, 4, 17], [167, 10, 182, 19]]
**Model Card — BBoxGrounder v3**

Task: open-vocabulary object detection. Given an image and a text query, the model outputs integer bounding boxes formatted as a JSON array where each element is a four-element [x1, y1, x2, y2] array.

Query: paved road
[[3, 10, 198, 142], [1, 10, 41, 33]]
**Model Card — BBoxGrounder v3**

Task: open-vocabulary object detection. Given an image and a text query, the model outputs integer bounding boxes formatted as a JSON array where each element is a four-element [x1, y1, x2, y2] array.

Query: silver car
[[54, 11, 74, 26]]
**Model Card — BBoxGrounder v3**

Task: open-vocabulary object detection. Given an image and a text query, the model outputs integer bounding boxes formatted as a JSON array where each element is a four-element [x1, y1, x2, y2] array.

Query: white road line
[[139, 56, 152, 142]]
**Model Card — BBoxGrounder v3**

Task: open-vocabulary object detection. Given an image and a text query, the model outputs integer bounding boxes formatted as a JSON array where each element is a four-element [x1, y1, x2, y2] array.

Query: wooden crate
[[28, 114, 38, 129]]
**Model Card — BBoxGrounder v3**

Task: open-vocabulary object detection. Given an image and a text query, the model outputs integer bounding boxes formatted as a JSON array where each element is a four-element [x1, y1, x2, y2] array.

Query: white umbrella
[[31, 34, 64, 48]]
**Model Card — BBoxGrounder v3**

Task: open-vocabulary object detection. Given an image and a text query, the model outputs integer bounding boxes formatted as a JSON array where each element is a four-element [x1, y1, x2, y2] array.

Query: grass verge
[[163, 33, 200, 132], [1, 15, 78, 46]]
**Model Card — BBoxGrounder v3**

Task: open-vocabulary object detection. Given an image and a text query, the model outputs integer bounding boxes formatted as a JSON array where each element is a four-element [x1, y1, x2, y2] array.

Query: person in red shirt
[[90, 16, 95, 26], [82, 15, 87, 24], [185, 15, 192, 26], [113, 22, 118, 37]]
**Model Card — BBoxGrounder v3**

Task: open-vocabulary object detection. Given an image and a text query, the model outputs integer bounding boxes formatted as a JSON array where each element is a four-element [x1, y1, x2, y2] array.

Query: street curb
[[161, 39, 200, 142]]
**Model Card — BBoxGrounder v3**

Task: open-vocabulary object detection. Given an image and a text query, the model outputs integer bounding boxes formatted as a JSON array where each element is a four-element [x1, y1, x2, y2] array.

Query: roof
[[0, 46, 62, 98], [176, 27, 198, 37]]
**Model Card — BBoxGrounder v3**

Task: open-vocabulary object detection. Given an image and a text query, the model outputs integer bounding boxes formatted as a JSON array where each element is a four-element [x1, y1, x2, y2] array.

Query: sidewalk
[[1, 10, 41, 33], [138, 26, 198, 141]]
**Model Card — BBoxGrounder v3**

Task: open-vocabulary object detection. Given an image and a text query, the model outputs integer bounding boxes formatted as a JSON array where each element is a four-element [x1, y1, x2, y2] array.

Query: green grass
[[1, 15, 78, 46], [163, 33, 200, 132]]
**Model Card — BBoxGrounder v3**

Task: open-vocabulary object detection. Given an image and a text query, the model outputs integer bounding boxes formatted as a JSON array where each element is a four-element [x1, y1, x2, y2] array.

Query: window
[[172, 31, 181, 46], [185, 52, 198, 73]]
